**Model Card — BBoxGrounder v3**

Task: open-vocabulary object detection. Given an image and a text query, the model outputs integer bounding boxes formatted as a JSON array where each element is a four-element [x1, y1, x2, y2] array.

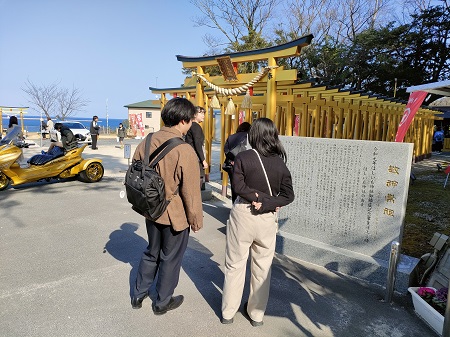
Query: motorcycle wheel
[[0, 172, 10, 191], [79, 162, 104, 183]]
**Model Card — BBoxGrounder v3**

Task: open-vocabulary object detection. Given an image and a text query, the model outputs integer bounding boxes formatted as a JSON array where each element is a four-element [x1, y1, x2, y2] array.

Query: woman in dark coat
[[221, 118, 295, 326]]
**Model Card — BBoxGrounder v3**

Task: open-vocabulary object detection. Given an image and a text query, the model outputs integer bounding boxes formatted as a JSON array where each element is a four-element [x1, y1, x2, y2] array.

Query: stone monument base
[[276, 230, 420, 293]]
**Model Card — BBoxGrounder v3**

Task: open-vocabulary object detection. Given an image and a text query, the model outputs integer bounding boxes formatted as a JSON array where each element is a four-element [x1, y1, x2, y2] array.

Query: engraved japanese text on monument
[[279, 137, 413, 259]]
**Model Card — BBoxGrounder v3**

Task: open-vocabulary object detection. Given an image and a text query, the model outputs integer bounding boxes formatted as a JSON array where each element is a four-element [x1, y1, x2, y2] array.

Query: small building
[[408, 80, 450, 150], [124, 100, 161, 137], [429, 96, 450, 135]]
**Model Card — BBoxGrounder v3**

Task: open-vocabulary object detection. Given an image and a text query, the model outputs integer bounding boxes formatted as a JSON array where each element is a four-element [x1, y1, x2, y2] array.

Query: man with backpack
[[130, 97, 203, 315]]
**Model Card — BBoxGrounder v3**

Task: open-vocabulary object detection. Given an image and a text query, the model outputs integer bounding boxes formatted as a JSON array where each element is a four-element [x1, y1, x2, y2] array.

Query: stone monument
[[277, 136, 418, 292]]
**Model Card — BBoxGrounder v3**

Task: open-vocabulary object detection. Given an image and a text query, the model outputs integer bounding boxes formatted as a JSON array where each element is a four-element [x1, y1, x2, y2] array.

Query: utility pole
[[106, 98, 109, 134]]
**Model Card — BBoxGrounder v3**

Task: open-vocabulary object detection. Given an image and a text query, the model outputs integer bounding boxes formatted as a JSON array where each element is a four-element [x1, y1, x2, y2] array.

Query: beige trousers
[[222, 198, 277, 322]]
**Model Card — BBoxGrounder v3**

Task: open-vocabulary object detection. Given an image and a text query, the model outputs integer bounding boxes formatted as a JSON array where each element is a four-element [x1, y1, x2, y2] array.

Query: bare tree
[[191, 0, 279, 50], [283, 0, 394, 45], [281, 0, 338, 46], [336, 0, 392, 41], [22, 79, 59, 119], [55, 86, 89, 120], [22, 79, 89, 120]]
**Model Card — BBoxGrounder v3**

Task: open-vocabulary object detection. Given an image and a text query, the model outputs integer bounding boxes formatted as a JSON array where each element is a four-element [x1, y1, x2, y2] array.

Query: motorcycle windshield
[[0, 125, 22, 145]]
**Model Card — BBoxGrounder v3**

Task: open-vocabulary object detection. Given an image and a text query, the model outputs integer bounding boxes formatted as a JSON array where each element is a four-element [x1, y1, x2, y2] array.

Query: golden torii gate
[[149, 34, 442, 196], [0, 106, 29, 136], [150, 35, 313, 194]]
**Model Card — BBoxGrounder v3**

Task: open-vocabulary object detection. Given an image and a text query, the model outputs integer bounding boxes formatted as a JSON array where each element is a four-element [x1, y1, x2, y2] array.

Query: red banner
[[395, 91, 428, 142], [445, 165, 450, 175], [135, 113, 145, 137], [129, 114, 137, 137]]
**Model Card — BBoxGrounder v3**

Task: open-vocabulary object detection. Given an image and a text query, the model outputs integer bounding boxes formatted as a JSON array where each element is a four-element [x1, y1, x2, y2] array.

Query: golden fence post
[[203, 92, 211, 179], [354, 107, 362, 140], [370, 109, 377, 140], [347, 108, 355, 139], [276, 105, 282, 132], [285, 100, 294, 136], [221, 103, 228, 197], [337, 107, 344, 139]]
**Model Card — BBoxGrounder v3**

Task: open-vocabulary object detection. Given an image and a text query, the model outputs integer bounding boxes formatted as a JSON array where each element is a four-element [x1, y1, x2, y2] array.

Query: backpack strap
[[148, 137, 185, 168], [143, 133, 153, 167]]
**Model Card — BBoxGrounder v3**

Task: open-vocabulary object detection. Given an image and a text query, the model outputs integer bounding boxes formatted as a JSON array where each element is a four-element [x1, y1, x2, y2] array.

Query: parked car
[[50, 121, 92, 144]]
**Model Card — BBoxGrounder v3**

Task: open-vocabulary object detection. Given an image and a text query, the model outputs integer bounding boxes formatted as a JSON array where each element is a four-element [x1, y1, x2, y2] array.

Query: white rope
[[193, 66, 278, 96]]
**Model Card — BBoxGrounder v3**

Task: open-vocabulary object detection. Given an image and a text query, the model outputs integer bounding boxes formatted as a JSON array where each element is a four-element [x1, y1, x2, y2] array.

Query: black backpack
[[223, 134, 249, 172], [125, 134, 184, 220]]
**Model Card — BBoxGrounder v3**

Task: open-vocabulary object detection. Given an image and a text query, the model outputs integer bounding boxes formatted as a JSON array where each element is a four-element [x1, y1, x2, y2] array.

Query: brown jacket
[[132, 127, 203, 232]]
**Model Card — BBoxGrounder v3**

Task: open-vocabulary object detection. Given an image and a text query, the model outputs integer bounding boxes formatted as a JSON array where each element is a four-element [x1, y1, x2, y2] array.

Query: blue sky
[[0, 0, 210, 119]]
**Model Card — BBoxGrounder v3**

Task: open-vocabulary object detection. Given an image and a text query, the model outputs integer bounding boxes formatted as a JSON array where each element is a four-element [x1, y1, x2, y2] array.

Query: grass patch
[[402, 153, 450, 258]]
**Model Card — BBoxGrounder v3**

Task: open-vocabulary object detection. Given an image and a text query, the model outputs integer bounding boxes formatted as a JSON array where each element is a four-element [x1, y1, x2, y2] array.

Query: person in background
[[130, 97, 203, 315], [117, 123, 126, 149], [223, 122, 251, 203], [41, 119, 48, 138], [46, 117, 54, 133], [434, 126, 445, 154], [221, 118, 295, 327], [7, 116, 24, 141], [45, 122, 75, 153], [90, 115, 100, 150], [185, 106, 208, 190]]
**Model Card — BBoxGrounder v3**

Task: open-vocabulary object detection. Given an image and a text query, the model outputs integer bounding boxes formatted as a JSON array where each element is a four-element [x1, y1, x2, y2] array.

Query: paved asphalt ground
[[0, 136, 443, 336]]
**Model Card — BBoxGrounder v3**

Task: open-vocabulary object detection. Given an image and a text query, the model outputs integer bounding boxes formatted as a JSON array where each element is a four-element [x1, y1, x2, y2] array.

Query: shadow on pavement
[[103, 223, 148, 296], [183, 236, 225, 319]]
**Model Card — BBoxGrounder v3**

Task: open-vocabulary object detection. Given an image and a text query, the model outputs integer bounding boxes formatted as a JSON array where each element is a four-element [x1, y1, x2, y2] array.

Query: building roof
[[407, 80, 450, 96], [429, 96, 450, 107], [124, 100, 160, 109], [176, 34, 314, 67], [407, 80, 450, 118]]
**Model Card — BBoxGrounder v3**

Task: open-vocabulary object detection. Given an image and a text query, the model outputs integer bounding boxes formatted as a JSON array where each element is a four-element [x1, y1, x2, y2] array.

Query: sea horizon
[[2, 115, 128, 133]]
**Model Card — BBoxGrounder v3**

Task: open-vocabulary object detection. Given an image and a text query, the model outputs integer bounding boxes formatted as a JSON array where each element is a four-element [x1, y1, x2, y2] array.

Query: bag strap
[[252, 149, 272, 196], [143, 133, 153, 167], [148, 137, 184, 168]]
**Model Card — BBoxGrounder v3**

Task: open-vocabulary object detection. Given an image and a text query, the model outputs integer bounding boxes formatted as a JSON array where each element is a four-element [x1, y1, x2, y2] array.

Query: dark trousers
[[199, 162, 205, 190], [227, 167, 237, 204], [91, 134, 98, 149], [133, 220, 189, 307]]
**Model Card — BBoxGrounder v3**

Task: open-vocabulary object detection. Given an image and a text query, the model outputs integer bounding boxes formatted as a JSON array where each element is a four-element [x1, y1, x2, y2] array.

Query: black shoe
[[131, 294, 148, 309], [152, 295, 184, 315], [243, 302, 263, 327], [221, 317, 234, 324]]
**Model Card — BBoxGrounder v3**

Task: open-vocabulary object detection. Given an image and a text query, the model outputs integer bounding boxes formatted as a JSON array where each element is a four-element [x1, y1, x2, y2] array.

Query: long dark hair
[[8, 116, 18, 128], [248, 118, 286, 162]]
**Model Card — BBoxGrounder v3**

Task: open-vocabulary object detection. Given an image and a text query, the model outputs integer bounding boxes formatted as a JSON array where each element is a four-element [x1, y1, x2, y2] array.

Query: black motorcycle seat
[[28, 152, 65, 166]]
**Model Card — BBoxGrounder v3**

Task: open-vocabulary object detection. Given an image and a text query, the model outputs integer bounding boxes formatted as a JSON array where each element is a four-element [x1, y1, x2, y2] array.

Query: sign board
[[124, 144, 131, 159], [277, 136, 417, 292]]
